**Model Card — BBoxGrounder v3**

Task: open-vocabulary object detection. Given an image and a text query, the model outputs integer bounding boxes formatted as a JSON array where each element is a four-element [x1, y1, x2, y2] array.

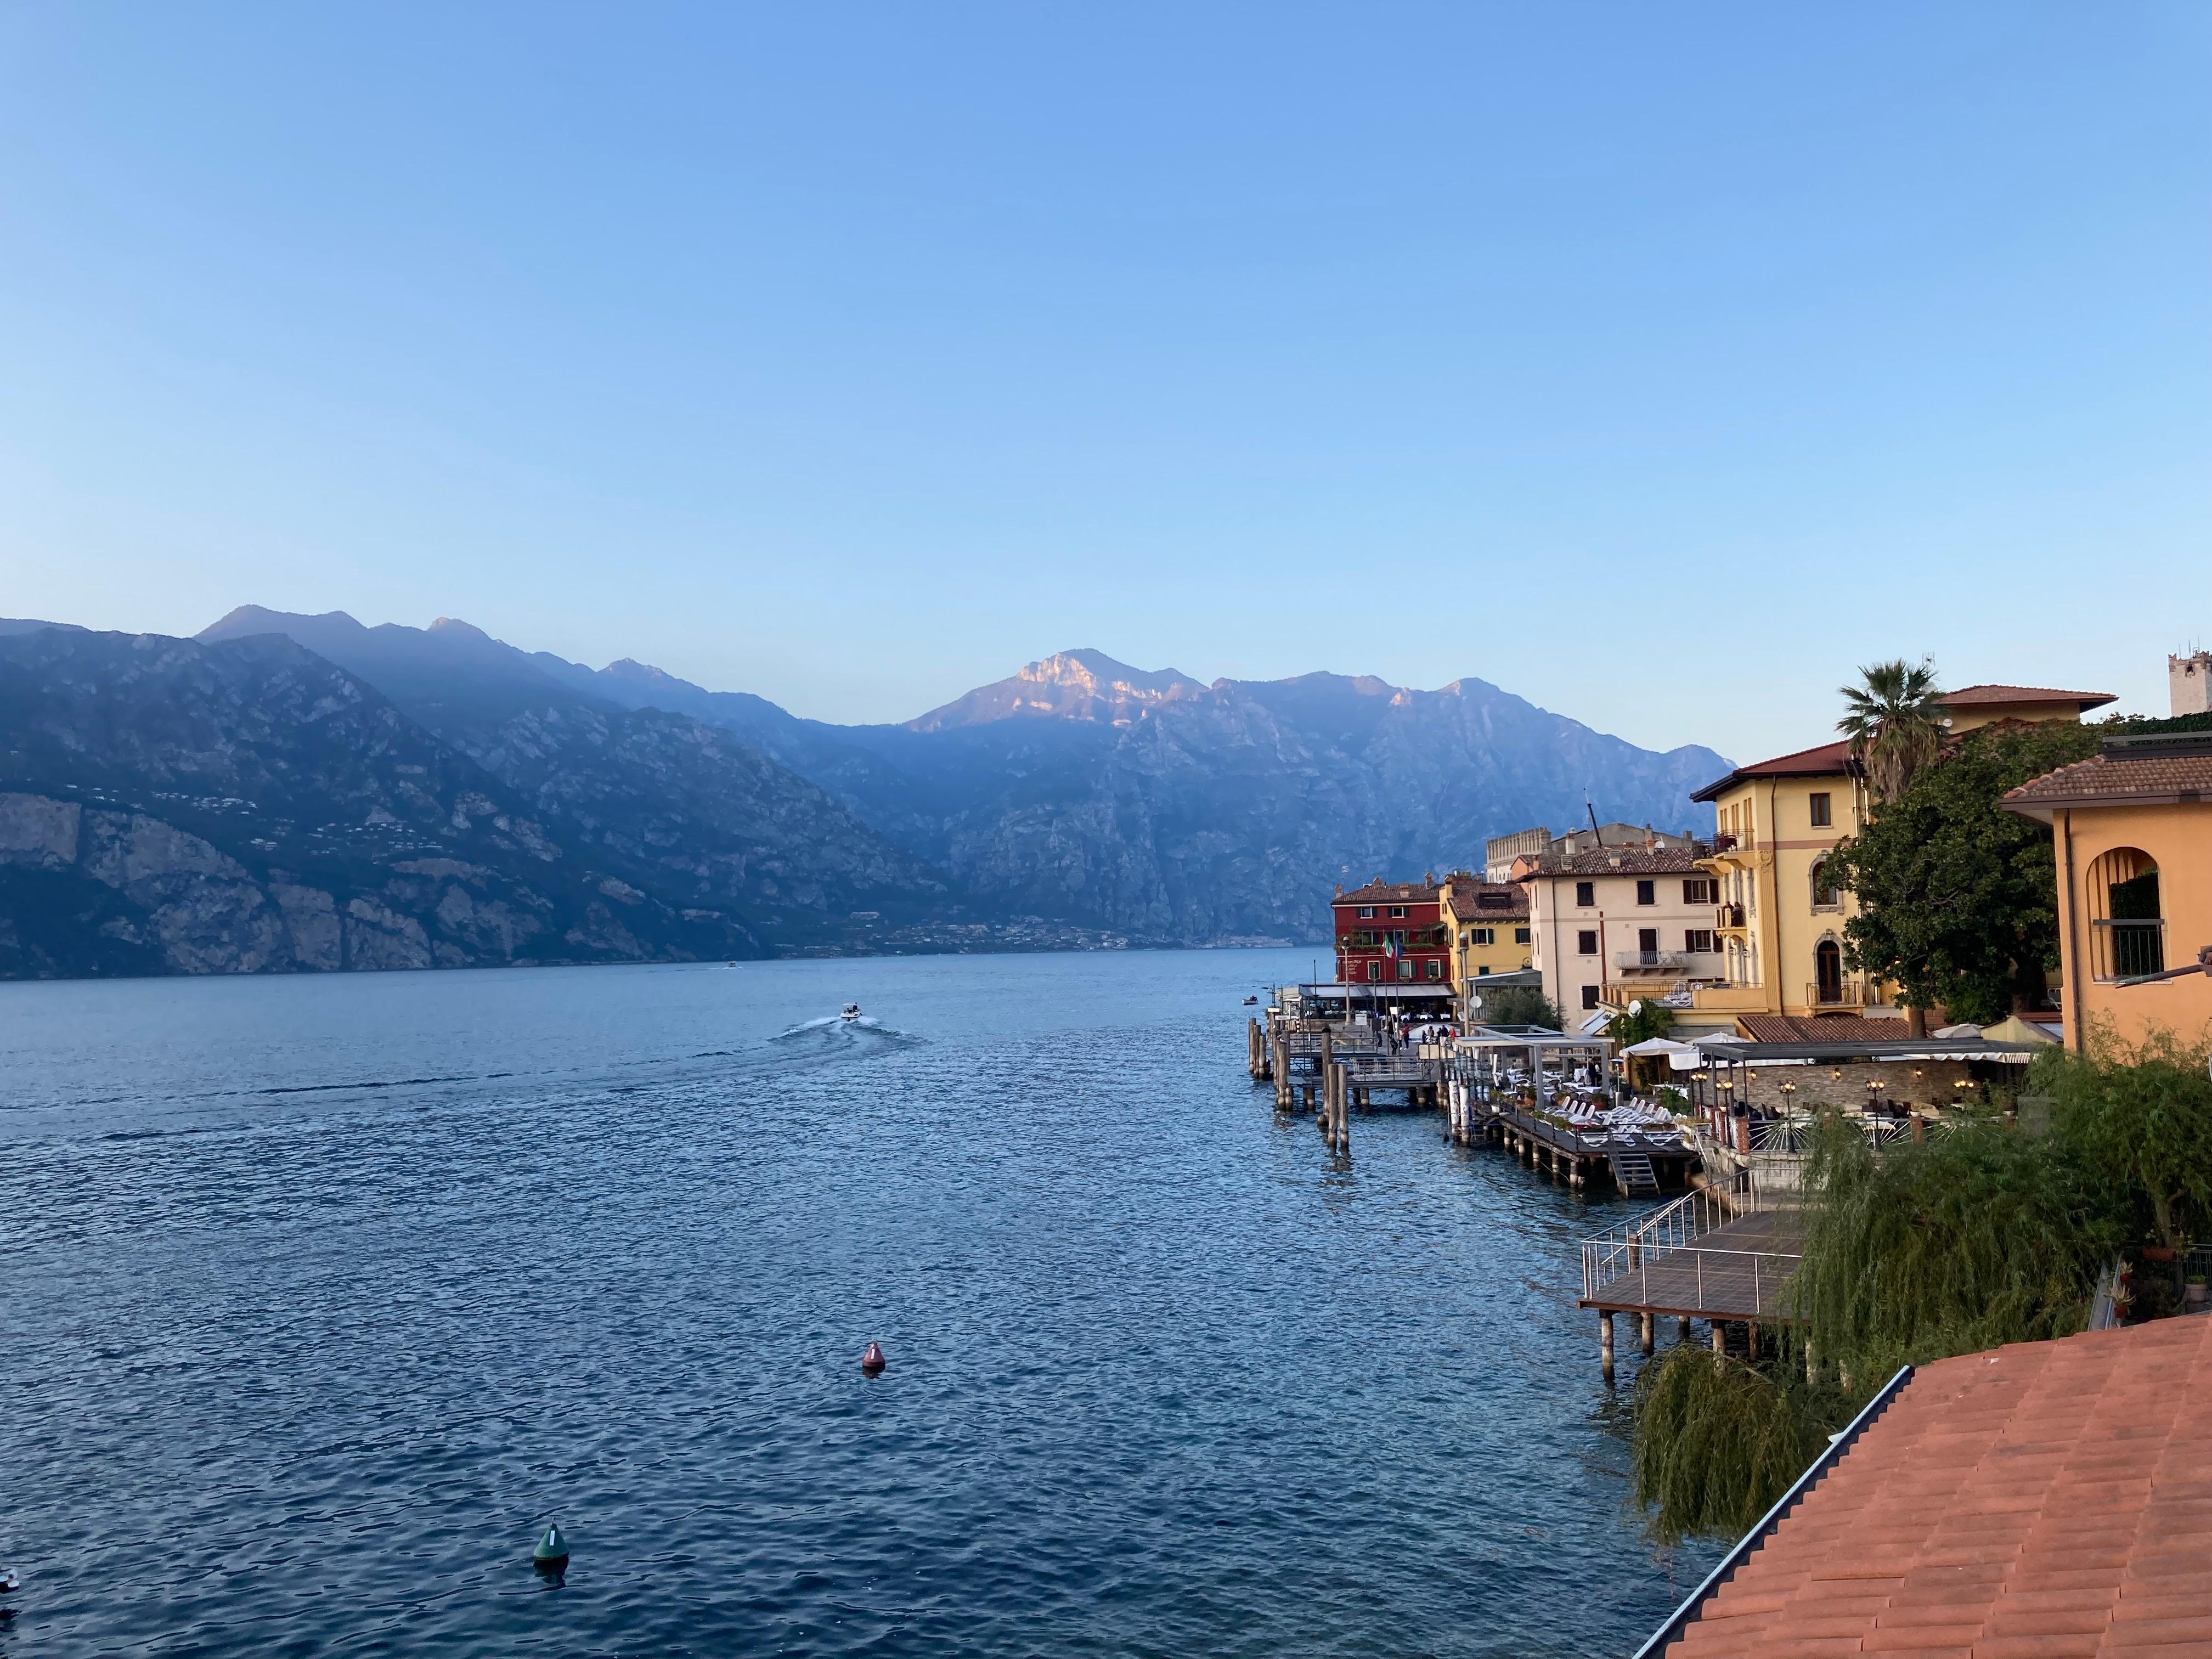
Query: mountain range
[[0, 608, 1729, 978]]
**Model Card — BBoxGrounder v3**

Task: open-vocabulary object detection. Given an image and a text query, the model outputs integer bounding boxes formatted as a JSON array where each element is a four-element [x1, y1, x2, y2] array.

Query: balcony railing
[[1807, 978, 1871, 1008], [2092, 918, 2165, 981], [1614, 949, 1724, 973]]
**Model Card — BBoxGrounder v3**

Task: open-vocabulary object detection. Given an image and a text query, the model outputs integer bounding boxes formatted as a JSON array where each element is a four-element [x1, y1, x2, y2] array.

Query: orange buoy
[[861, 1341, 886, 1376]]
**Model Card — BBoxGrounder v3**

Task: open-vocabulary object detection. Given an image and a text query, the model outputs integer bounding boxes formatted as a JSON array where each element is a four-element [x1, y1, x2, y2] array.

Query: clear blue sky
[[2, 4, 2206, 758]]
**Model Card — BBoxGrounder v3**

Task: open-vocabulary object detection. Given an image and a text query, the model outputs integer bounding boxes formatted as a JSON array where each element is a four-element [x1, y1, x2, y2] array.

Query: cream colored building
[[1513, 845, 1722, 1020]]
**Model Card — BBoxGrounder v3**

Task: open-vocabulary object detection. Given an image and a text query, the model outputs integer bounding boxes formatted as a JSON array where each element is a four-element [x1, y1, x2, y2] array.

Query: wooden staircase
[[1607, 1148, 1661, 1197]]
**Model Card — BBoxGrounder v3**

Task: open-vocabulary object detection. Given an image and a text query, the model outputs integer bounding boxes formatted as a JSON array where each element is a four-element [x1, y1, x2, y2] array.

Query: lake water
[[1, 948, 1714, 1656]]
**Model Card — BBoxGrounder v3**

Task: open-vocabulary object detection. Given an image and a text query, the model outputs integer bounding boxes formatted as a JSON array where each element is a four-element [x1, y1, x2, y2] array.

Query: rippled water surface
[[3, 949, 1715, 1656]]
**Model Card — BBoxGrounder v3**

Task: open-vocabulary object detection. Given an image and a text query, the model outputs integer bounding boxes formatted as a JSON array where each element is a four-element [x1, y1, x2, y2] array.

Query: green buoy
[[533, 1525, 569, 1567]]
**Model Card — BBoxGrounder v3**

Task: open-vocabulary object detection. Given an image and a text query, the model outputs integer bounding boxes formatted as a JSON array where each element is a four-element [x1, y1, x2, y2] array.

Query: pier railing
[[1579, 1184, 1803, 1317]]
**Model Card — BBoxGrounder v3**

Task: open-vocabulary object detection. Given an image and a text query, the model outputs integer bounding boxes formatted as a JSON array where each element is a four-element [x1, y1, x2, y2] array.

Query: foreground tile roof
[[1664, 1316, 2212, 1658]]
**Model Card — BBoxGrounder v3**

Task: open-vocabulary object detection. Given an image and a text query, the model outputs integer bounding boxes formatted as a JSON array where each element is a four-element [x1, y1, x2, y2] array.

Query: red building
[[1332, 876, 1452, 985]]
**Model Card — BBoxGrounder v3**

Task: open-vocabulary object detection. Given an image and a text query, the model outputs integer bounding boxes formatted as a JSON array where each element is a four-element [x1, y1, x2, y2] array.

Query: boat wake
[[771, 1013, 920, 1047]]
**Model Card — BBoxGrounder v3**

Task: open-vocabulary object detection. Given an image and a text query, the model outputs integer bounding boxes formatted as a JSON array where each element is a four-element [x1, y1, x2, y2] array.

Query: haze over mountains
[[0, 607, 1729, 978]]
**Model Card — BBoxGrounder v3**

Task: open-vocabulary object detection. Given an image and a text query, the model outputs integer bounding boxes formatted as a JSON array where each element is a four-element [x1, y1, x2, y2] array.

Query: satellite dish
[[1467, 994, 1483, 1011], [1628, 999, 1645, 1015]]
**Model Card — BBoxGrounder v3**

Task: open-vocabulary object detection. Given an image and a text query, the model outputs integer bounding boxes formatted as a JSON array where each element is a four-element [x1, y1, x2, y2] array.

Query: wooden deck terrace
[[1579, 1206, 1804, 1321], [1576, 1187, 1807, 1379]]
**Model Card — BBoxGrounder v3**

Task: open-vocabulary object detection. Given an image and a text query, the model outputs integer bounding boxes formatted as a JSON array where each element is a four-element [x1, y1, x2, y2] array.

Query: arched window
[[1811, 856, 1839, 908], [1814, 938, 1844, 1005], [2086, 848, 2163, 980]]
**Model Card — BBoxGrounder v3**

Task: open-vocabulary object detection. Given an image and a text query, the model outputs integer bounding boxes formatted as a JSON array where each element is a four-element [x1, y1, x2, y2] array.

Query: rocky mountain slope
[[190, 612, 1729, 948], [195, 608, 964, 952], [0, 629, 759, 977]]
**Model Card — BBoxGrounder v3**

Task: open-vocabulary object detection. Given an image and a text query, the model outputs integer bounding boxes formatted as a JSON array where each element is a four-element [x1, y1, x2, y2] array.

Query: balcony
[[1614, 949, 1725, 975], [1807, 978, 1872, 1010], [1714, 903, 1746, 930]]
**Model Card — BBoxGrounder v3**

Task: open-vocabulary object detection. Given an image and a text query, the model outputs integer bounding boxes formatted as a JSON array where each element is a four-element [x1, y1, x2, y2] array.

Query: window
[[1638, 928, 1658, 952], [1388, 905, 1407, 918], [1581, 985, 1601, 1010], [1425, 959, 1442, 979], [1685, 929, 1714, 953], [1812, 858, 1839, 908], [1397, 959, 1414, 981], [1577, 930, 1599, 955], [1476, 965, 1489, 977], [1357, 905, 1374, 918], [1472, 927, 1494, 946], [1808, 792, 1832, 828], [2087, 848, 2164, 980], [1575, 881, 1595, 907], [1683, 878, 1714, 905], [1367, 961, 1381, 981], [1514, 927, 1531, 945], [1635, 879, 1655, 906]]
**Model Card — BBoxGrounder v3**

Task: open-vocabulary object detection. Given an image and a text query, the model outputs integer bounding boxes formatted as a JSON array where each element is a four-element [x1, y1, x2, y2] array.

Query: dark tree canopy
[[1821, 720, 2097, 1025]]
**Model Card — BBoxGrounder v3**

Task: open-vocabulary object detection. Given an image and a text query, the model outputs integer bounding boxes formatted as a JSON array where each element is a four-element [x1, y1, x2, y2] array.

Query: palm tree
[[1837, 659, 1946, 803]]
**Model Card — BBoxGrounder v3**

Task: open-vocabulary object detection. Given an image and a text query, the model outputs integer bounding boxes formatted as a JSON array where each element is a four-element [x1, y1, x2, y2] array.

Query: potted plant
[[2189, 1272, 2208, 1311]]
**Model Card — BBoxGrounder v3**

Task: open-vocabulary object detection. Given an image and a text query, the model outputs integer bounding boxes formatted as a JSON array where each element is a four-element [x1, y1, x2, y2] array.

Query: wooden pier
[[1577, 1185, 1806, 1381]]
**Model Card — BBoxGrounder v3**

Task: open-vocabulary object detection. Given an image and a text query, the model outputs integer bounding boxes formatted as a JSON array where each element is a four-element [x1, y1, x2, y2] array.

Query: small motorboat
[[841, 1003, 862, 1022], [1243, 995, 1259, 1005]]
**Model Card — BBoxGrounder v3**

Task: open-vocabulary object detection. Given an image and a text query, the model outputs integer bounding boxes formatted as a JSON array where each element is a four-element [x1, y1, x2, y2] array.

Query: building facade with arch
[[2005, 730, 2212, 1052], [1689, 683, 2114, 1026]]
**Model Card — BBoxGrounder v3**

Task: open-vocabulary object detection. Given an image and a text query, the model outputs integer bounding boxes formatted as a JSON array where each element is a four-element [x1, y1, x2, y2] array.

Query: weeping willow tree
[[1787, 1111, 2108, 1386], [1629, 1110, 2114, 1543], [1630, 1350, 1838, 1542]]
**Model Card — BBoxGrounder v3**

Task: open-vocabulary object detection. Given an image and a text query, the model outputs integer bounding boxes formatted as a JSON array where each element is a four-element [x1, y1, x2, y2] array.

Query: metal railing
[[1806, 978, 1870, 1008], [1580, 1184, 1773, 1302]]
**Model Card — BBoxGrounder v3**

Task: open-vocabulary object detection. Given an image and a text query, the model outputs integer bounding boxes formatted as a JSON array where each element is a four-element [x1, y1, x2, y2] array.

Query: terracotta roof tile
[[1737, 1014, 1916, 1043], [2004, 748, 2212, 810], [1443, 879, 1528, 922], [1333, 879, 1438, 906], [1944, 683, 2117, 711], [1514, 846, 1711, 878], [1653, 1317, 2212, 1658], [1692, 739, 1859, 800]]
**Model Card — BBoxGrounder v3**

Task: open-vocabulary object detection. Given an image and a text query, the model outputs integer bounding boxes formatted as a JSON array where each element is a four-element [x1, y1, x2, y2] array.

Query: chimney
[[1424, 870, 1435, 884], [2172, 651, 2212, 718], [1335, 883, 1344, 896]]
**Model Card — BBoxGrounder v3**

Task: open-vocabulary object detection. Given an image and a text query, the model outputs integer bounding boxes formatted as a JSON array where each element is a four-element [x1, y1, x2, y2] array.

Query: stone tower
[[2172, 651, 2212, 717]]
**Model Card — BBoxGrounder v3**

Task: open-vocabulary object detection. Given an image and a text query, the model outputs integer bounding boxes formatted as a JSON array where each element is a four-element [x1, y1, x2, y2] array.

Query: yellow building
[[1690, 741, 1870, 1020], [1943, 684, 2116, 734], [2004, 730, 2212, 1052], [1440, 871, 1531, 990], [1690, 683, 2114, 1024]]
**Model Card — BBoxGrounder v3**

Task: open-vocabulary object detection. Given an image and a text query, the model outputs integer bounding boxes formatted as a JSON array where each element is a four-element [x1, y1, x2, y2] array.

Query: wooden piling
[[1711, 1322, 1726, 1356], [1678, 1316, 1692, 1345], [1600, 1311, 1616, 1385], [1640, 1312, 1655, 1356]]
